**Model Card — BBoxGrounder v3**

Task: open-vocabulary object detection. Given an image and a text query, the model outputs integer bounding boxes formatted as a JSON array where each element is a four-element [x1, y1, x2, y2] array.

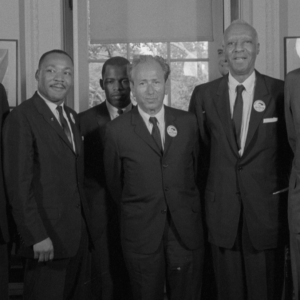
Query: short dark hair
[[127, 55, 170, 83], [38, 49, 73, 69], [102, 56, 130, 79]]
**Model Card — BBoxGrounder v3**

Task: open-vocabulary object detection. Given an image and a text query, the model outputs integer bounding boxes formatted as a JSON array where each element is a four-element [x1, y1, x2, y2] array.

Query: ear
[[100, 79, 104, 90], [35, 70, 39, 81], [164, 79, 170, 96], [130, 81, 135, 97], [257, 43, 260, 55]]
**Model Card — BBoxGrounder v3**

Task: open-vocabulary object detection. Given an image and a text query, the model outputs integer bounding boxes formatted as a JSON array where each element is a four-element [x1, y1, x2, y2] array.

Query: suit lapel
[[131, 106, 162, 156], [244, 71, 270, 150], [164, 106, 175, 156], [97, 102, 111, 127], [213, 76, 239, 155], [33, 93, 75, 154]]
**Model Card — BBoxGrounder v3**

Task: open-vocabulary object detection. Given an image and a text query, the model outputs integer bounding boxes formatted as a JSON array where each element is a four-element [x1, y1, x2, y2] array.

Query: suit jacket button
[[162, 164, 168, 168], [238, 166, 243, 171], [161, 209, 167, 214]]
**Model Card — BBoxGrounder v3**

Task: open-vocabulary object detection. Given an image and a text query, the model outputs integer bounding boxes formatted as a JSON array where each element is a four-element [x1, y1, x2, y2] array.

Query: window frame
[[88, 41, 209, 108]]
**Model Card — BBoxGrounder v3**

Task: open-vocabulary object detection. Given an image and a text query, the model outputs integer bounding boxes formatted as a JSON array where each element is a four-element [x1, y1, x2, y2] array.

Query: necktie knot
[[117, 109, 123, 115], [149, 117, 158, 126], [56, 105, 63, 114], [236, 85, 245, 96]]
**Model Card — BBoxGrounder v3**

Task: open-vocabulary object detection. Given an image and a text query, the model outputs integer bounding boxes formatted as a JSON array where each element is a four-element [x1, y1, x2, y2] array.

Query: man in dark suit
[[189, 20, 291, 300], [3, 50, 92, 300], [285, 68, 300, 299], [79, 56, 132, 300], [0, 83, 9, 300], [104, 55, 204, 300]]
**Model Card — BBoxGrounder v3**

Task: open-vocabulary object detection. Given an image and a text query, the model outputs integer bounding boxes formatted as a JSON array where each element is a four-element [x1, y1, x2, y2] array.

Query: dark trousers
[[211, 215, 285, 300], [91, 225, 132, 300], [23, 226, 91, 300], [123, 215, 204, 300], [290, 232, 300, 300], [0, 242, 8, 300]]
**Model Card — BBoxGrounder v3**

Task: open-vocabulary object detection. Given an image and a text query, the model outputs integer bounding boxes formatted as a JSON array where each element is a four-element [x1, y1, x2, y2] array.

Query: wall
[[240, 0, 300, 80], [0, 0, 63, 105], [0, 0, 20, 105]]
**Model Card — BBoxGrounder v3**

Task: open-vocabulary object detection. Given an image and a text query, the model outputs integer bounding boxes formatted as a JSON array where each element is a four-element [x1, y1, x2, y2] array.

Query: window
[[88, 42, 209, 111]]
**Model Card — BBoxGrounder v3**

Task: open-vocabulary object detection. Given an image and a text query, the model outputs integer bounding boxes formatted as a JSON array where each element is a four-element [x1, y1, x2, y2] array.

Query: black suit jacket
[[104, 105, 204, 254], [0, 83, 9, 243], [189, 70, 291, 251], [3, 92, 91, 258], [79, 101, 116, 241]]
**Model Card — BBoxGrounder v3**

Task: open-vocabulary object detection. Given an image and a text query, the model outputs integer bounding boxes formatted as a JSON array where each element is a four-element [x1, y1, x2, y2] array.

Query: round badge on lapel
[[253, 100, 266, 112], [167, 125, 177, 137]]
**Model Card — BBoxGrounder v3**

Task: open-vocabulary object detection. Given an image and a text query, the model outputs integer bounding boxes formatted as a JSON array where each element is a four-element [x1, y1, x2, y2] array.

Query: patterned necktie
[[233, 85, 245, 150], [149, 117, 163, 153], [56, 106, 72, 145]]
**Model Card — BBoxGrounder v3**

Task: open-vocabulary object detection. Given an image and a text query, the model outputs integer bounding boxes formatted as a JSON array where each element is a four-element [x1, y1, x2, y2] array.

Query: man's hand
[[33, 237, 54, 262]]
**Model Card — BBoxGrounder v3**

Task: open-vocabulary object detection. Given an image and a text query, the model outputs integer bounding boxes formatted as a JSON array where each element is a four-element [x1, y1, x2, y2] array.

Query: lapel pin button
[[253, 100, 266, 112], [167, 125, 177, 137]]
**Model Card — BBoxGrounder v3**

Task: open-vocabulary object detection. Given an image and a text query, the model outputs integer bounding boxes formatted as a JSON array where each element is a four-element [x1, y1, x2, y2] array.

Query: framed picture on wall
[[0, 39, 18, 107], [284, 37, 300, 75]]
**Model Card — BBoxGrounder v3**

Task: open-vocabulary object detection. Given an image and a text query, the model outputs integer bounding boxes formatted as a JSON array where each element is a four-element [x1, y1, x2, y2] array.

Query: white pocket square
[[263, 117, 278, 123]]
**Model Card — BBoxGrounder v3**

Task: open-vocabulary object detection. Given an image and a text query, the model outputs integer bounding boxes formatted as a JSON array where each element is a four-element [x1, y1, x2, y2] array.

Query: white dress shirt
[[38, 91, 76, 152], [138, 105, 165, 149], [228, 71, 256, 156]]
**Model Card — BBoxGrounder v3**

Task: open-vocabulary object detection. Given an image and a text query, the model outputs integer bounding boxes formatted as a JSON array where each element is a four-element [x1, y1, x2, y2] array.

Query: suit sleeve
[[103, 123, 123, 203], [284, 74, 296, 153], [189, 86, 211, 187], [3, 110, 48, 247], [0, 84, 10, 243]]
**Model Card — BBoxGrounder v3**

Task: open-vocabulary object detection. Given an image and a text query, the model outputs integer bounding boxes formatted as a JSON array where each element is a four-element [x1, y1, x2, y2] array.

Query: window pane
[[129, 43, 167, 59], [170, 61, 208, 111], [89, 62, 105, 107], [170, 42, 208, 59], [88, 44, 127, 60]]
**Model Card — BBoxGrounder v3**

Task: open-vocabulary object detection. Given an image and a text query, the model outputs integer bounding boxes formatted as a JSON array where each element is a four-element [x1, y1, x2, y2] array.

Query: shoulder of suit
[[192, 76, 224, 95], [257, 73, 284, 94], [78, 101, 106, 120], [285, 67, 300, 81], [165, 105, 196, 121]]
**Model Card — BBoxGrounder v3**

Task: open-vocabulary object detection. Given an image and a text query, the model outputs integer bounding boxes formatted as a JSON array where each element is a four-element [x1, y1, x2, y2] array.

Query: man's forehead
[[226, 24, 255, 39], [103, 64, 128, 78]]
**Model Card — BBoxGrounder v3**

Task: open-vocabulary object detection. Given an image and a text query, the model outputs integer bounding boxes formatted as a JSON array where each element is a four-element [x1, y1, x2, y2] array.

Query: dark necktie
[[233, 85, 245, 150], [149, 117, 163, 153], [117, 109, 123, 115], [56, 106, 72, 145]]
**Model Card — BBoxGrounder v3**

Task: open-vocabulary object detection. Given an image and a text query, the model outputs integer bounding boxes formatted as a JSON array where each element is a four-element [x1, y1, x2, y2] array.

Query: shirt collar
[[37, 90, 65, 111], [106, 100, 132, 118], [228, 71, 256, 94], [138, 105, 165, 125]]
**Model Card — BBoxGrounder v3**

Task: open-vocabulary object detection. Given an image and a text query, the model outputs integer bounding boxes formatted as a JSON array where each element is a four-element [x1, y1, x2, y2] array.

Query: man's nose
[[147, 84, 154, 94], [113, 81, 122, 90]]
